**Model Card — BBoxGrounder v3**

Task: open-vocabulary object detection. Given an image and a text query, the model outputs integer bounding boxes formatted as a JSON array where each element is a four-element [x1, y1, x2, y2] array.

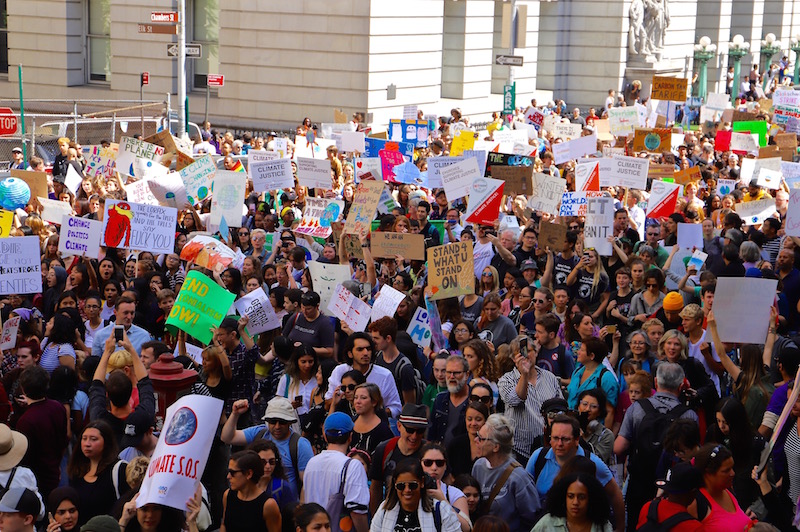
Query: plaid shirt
[[226, 342, 260, 415]]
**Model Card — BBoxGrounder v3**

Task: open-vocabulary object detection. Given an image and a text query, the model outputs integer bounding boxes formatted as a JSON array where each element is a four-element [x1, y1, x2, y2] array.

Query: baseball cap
[[119, 410, 153, 450], [11, 147, 22, 153], [324, 412, 354, 437], [301, 291, 321, 307], [656, 462, 703, 494], [81, 515, 121, 532], [262, 396, 298, 423], [521, 259, 538, 272], [0, 487, 41, 516], [398, 404, 428, 430]]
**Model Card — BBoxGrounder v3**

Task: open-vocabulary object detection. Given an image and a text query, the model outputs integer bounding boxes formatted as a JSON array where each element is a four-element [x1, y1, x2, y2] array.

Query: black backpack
[[630, 400, 689, 489], [636, 497, 698, 532]]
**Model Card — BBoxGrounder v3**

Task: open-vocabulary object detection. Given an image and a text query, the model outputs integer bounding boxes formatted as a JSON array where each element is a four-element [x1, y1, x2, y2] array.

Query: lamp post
[[693, 36, 717, 101], [760, 33, 783, 90], [728, 34, 750, 105], [791, 34, 800, 84]]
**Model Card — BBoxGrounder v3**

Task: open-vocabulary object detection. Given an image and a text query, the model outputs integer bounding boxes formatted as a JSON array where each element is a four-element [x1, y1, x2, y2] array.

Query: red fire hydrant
[[148, 354, 198, 424]]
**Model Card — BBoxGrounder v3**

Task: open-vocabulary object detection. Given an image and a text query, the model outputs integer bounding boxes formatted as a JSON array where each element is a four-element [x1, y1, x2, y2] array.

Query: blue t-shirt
[[566, 363, 619, 409], [241, 426, 313, 499], [526, 446, 613, 500]]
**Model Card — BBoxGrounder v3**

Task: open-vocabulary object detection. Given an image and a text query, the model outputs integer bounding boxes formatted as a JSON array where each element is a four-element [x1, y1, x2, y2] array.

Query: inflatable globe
[[0, 178, 31, 210]]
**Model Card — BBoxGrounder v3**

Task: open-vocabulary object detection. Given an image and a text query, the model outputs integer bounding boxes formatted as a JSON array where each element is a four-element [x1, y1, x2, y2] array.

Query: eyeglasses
[[85, 304, 100, 309], [454, 328, 470, 334], [646, 283, 658, 288], [470, 394, 492, 404], [395, 481, 420, 491], [422, 459, 446, 468], [265, 418, 291, 425], [342, 384, 357, 391], [445, 370, 464, 376], [252, 236, 265, 241], [227, 469, 242, 476], [481, 272, 493, 277], [550, 436, 574, 443], [474, 435, 490, 442], [579, 400, 600, 410], [403, 426, 426, 435], [569, 226, 580, 230]]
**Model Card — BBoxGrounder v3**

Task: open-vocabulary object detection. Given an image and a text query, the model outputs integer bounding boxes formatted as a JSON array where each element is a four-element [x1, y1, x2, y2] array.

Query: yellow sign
[[632, 128, 672, 154], [450, 130, 476, 157], [0, 209, 12, 238], [651, 76, 688, 101]]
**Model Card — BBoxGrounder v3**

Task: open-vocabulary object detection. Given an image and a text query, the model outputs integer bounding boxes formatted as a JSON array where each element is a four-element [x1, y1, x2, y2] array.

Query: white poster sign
[[406, 307, 432, 347], [116, 137, 165, 176], [440, 156, 481, 201], [729, 132, 759, 153], [370, 284, 407, 322], [210, 170, 246, 228], [340, 131, 366, 153], [148, 172, 188, 209], [327, 284, 372, 333], [608, 107, 639, 137], [0, 236, 42, 295], [308, 262, 352, 312], [250, 158, 294, 192], [553, 133, 597, 164], [735, 198, 777, 225], [713, 277, 778, 343], [101, 200, 177, 254], [38, 197, 73, 224], [178, 154, 217, 206], [234, 287, 281, 334], [428, 156, 466, 189], [296, 157, 332, 189], [528, 173, 565, 215], [354, 157, 382, 181], [58, 215, 102, 258], [584, 197, 614, 256], [609, 155, 649, 189], [65, 164, 83, 194], [0, 316, 20, 350], [677, 222, 703, 250], [785, 189, 800, 237]]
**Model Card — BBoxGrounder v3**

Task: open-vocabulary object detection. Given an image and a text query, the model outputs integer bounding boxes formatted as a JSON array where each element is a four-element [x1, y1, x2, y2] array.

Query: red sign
[[141, 72, 150, 86], [0, 108, 19, 136], [151, 12, 179, 23], [207, 74, 224, 87]]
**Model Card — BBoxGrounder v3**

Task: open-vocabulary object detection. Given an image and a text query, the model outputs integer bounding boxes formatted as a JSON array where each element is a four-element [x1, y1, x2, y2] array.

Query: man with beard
[[427, 356, 470, 446]]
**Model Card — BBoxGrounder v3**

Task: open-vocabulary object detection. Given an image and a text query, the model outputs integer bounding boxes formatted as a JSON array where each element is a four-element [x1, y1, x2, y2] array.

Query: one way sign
[[495, 55, 524, 67], [166, 43, 202, 58]]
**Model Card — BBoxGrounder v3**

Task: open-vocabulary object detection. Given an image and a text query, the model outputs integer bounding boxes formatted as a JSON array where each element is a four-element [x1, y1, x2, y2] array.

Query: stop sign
[[0, 108, 18, 136]]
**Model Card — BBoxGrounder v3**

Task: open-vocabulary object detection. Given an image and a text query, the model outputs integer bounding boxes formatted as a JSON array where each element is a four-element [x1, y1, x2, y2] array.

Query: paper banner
[[166, 270, 235, 344], [0, 236, 42, 295], [440, 157, 481, 201], [465, 177, 505, 226], [295, 197, 343, 238], [528, 173, 565, 214], [101, 199, 177, 254], [148, 172, 188, 209], [406, 307, 432, 347], [179, 154, 216, 206], [651, 76, 688, 101], [427, 241, 474, 300], [58, 215, 102, 258], [370, 232, 425, 261], [539, 221, 568, 250], [712, 277, 778, 343], [646, 180, 680, 219], [250, 157, 294, 192], [344, 180, 384, 238], [553, 134, 597, 164], [734, 198, 777, 225], [296, 157, 331, 189], [234, 287, 281, 334], [327, 284, 371, 333], [575, 161, 600, 192], [180, 235, 242, 273], [308, 262, 352, 312], [0, 316, 20, 350], [584, 197, 614, 256], [115, 137, 165, 177]]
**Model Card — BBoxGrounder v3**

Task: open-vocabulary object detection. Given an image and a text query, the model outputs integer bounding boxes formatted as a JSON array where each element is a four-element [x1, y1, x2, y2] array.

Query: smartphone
[[114, 325, 124, 342], [520, 342, 528, 359], [606, 324, 617, 334], [295, 395, 303, 404]]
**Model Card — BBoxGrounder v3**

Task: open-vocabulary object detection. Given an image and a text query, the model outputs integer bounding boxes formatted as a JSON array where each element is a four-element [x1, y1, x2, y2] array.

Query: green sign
[[503, 83, 516, 115], [166, 270, 236, 345]]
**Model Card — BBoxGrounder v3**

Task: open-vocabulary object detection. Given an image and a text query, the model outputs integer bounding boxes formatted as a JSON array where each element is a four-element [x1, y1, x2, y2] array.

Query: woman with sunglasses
[[420, 443, 473, 532], [479, 266, 500, 297], [627, 268, 666, 327], [351, 383, 393, 455], [222, 450, 281, 532], [247, 439, 297, 510], [447, 400, 490, 477], [692, 444, 753, 529], [565, 248, 610, 321], [329, 369, 366, 419], [370, 459, 461, 532]]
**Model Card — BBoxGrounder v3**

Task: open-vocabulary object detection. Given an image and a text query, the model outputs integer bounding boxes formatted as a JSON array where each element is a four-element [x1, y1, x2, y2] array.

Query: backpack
[[326, 458, 353, 532], [630, 400, 689, 489], [392, 355, 426, 404], [255, 428, 302, 491], [636, 497, 698, 532]]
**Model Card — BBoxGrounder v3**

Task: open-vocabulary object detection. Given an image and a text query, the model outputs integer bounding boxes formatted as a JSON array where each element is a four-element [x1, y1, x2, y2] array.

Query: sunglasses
[[470, 394, 492, 404], [403, 426, 426, 435], [569, 225, 580, 230], [395, 481, 420, 491], [265, 418, 291, 425], [481, 272, 493, 277], [533, 298, 546, 304], [239, 232, 250, 236], [342, 384, 357, 391], [264, 458, 277, 466], [422, 459, 446, 468], [227, 469, 242, 476]]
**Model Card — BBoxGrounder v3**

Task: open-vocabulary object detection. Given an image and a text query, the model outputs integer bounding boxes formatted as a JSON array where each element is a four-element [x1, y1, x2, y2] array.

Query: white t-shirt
[[688, 329, 721, 394], [275, 374, 316, 416], [302, 450, 370, 514], [473, 240, 495, 278]]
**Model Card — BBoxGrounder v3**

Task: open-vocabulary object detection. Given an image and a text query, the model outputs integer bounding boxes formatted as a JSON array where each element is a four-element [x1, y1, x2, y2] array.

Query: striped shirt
[[763, 236, 782, 269], [498, 367, 563, 460]]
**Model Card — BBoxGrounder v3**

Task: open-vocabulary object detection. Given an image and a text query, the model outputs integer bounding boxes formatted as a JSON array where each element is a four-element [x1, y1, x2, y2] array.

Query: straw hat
[[0, 424, 28, 471]]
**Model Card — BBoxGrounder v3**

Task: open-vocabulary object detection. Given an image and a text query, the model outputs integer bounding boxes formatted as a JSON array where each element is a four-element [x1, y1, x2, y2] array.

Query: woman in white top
[[419, 443, 472, 532], [275, 344, 318, 419]]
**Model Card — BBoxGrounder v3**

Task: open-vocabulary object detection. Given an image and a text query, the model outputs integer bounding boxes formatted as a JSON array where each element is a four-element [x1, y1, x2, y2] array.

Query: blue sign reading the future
[[363, 137, 415, 158], [389, 119, 429, 149]]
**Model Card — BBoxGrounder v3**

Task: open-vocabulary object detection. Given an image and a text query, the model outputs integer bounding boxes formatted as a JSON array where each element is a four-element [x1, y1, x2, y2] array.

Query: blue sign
[[389, 119, 429, 148], [363, 137, 414, 158]]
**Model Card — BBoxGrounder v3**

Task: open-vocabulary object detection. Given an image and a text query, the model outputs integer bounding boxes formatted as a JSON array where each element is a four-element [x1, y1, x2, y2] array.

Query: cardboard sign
[[296, 157, 331, 189], [528, 173, 565, 214], [293, 197, 342, 238], [609, 155, 649, 189], [406, 307, 432, 347], [646, 180, 680, 219], [648, 163, 675, 181], [0, 236, 42, 295], [776, 133, 798, 149], [539, 221, 568, 250], [608, 107, 639, 137], [735, 198, 777, 225], [0, 316, 20, 350], [37, 197, 72, 225], [370, 232, 425, 260], [673, 166, 702, 186], [249, 157, 293, 192], [10, 170, 47, 204], [344, 180, 384, 238], [234, 287, 281, 335], [553, 134, 597, 164], [575, 161, 601, 191], [651, 76, 688, 101], [102, 199, 177, 254], [166, 271, 235, 344], [136, 395, 223, 511], [785, 189, 800, 237], [327, 284, 371, 333], [489, 165, 533, 195], [58, 215, 102, 258], [341, 233, 364, 260], [584, 197, 614, 256], [210, 170, 246, 229], [633, 128, 671, 153], [371, 284, 406, 322], [559, 191, 604, 216], [553, 122, 582, 140], [465, 177, 505, 226], [307, 262, 351, 312], [0, 209, 12, 238], [178, 154, 216, 205], [115, 137, 165, 176], [712, 277, 778, 343], [732, 110, 759, 123], [428, 241, 474, 301], [440, 157, 481, 201]]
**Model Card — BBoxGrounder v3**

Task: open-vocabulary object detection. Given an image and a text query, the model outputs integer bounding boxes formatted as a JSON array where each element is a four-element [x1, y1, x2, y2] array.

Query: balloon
[[0, 178, 31, 210]]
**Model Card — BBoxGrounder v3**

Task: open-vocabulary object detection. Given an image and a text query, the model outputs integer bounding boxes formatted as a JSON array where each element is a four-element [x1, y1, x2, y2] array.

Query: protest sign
[[673, 166, 702, 186], [440, 156, 481, 201], [464, 177, 505, 226], [735, 198, 777, 225], [677, 223, 703, 250], [341, 233, 364, 260], [488, 165, 533, 195], [166, 271, 235, 344], [648, 163, 674, 181], [371, 284, 406, 322], [687, 249, 708, 271], [759, 145, 780, 159], [295, 197, 343, 238], [83, 146, 117, 180], [115, 137, 164, 176], [713, 277, 778, 343], [609, 155, 648, 189], [370, 232, 425, 261], [341, 131, 366, 153], [0, 316, 20, 350], [377, 187, 398, 215], [575, 161, 600, 192], [308, 262, 351, 312], [0, 209, 11, 238], [427, 156, 464, 188], [126, 179, 159, 205], [651, 76, 688, 101], [427, 241, 474, 300], [450, 130, 476, 156], [732, 121, 768, 147], [344, 180, 384, 238], [0, 236, 42, 295], [37, 197, 72, 225], [389, 119, 429, 149], [248, 150, 280, 166], [133, 157, 169, 182], [553, 134, 597, 164], [632, 128, 671, 153], [181, 235, 243, 273], [406, 307, 432, 347], [294, 134, 336, 160], [608, 107, 639, 136], [327, 284, 371, 332], [776, 133, 798, 149], [178, 154, 216, 206], [716, 179, 737, 196], [58, 216, 102, 258], [102, 200, 177, 254], [553, 122, 581, 140], [786, 190, 800, 237], [584, 197, 614, 256], [525, 107, 545, 129], [539, 221, 568, 250], [706, 93, 730, 111], [528, 173, 565, 214], [354, 157, 382, 181], [729, 132, 759, 153], [363, 138, 414, 159], [462, 149, 488, 177], [646, 180, 680, 219], [296, 157, 331, 189], [249, 158, 294, 192], [485, 152, 534, 176], [559, 191, 604, 216], [64, 164, 82, 195], [379, 149, 406, 182], [740, 157, 782, 184], [137, 394, 223, 510], [210, 170, 246, 229], [787, 116, 800, 134], [10, 170, 46, 204], [234, 287, 281, 335], [147, 172, 188, 209]]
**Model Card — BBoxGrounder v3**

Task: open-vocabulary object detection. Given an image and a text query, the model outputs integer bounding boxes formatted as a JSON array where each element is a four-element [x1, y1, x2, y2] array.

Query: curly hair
[[462, 339, 499, 381], [543, 472, 610, 526]]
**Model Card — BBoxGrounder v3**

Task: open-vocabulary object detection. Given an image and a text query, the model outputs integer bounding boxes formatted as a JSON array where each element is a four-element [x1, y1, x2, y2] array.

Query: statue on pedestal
[[629, 0, 670, 63]]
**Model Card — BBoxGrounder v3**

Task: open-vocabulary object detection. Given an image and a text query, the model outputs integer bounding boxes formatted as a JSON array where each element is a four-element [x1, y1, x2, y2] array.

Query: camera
[[423, 473, 437, 490]]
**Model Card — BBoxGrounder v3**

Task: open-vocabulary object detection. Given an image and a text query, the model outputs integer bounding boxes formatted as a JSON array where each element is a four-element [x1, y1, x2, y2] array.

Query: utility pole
[[178, 0, 186, 137]]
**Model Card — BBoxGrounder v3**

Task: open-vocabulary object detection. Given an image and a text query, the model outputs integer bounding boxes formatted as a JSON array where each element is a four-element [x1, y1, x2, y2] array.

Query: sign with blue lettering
[[364, 137, 414, 159], [406, 307, 432, 347]]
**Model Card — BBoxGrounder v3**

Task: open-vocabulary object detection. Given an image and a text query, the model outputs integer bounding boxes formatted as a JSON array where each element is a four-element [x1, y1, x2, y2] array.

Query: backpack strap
[[254, 426, 269, 441], [433, 500, 442, 532], [532, 450, 548, 483], [111, 460, 126, 499], [646, 497, 661, 523], [483, 461, 520, 512], [4, 467, 16, 490], [290, 432, 301, 491], [381, 437, 400, 473], [339, 458, 352, 494], [658, 510, 697, 530]]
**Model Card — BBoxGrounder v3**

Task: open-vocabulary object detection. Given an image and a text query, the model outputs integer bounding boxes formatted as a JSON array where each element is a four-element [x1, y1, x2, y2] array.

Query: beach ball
[[0, 178, 31, 210]]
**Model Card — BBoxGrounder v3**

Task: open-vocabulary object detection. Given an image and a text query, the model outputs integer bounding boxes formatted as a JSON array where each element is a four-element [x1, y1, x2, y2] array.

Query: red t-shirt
[[637, 499, 703, 532]]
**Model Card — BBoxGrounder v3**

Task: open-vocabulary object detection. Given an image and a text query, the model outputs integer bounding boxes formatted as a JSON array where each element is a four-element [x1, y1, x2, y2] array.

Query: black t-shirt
[[536, 345, 574, 379], [607, 289, 635, 337], [553, 254, 579, 287], [460, 296, 484, 324], [369, 438, 424, 493], [283, 312, 335, 348], [573, 269, 609, 310], [394, 508, 421, 532], [376, 353, 416, 397]]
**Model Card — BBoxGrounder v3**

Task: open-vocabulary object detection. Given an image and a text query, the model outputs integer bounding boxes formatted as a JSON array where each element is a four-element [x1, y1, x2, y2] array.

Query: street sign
[[495, 55, 524, 67], [503, 84, 516, 115], [138, 24, 178, 35], [151, 12, 179, 23], [207, 74, 224, 87], [141, 72, 150, 86], [167, 43, 202, 58], [0, 108, 18, 136]]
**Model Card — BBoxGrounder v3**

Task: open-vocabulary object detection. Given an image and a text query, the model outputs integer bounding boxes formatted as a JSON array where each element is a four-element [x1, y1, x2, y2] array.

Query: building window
[[87, 0, 110, 82], [191, 0, 218, 89], [0, 0, 8, 74]]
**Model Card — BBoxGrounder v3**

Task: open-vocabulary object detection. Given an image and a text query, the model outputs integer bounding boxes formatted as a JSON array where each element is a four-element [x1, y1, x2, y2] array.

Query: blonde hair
[[657, 329, 689, 361], [108, 349, 134, 373], [126, 456, 150, 490]]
